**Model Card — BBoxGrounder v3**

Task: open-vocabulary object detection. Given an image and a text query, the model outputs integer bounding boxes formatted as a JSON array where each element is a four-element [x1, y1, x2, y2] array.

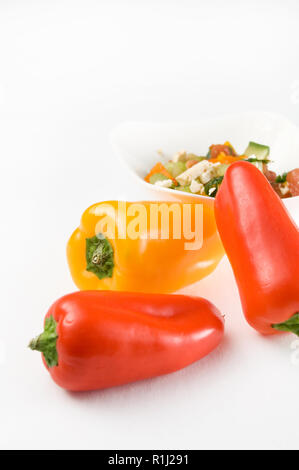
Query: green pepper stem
[[272, 313, 299, 337], [29, 315, 58, 367], [86, 233, 114, 280]]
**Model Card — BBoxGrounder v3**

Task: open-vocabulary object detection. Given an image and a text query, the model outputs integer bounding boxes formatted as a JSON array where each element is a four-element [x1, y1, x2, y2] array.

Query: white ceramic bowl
[[111, 112, 299, 223]]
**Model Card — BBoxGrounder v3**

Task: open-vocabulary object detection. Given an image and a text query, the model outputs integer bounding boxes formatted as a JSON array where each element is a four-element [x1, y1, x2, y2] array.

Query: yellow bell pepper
[[67, 199, 224, 293]]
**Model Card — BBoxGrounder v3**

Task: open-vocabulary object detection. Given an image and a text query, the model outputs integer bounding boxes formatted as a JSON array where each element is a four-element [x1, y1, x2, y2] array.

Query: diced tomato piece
[[287, 168, 299, 196], [209, 145, 231, 159], [263, 165, 277, 184], [209, 143, 236, 160], [270, 182, 289, 199]]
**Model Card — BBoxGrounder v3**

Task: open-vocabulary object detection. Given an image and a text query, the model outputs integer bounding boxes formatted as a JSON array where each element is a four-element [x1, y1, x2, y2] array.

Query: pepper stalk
[[29, 315, 58, 367]]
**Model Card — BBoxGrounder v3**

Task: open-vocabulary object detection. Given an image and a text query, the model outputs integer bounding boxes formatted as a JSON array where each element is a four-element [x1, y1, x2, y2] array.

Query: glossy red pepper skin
[[38, 291, 224, 392], [215, 161, 299, 335]]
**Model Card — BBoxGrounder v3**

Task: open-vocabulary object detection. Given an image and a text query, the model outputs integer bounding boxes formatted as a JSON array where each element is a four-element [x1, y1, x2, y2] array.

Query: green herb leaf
[[272, 313, 299, 337], [275, 172, 288, 183], [86, 233, 114, 280], [204, 176, 224, 198], [245, 158, 271, 164]]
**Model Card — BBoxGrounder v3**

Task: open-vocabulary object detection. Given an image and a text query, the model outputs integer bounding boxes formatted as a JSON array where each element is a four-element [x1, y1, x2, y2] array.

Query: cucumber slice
[[165, 161, 186, 178], [244, 141, 270, 160], [175, 185, 191, 193], [149, 173, 168, 184], [216, 163, 229, 177]]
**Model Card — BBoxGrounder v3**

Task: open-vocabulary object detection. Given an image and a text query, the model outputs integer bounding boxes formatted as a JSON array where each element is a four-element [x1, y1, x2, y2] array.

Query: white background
[[0, 0, 299, 450]]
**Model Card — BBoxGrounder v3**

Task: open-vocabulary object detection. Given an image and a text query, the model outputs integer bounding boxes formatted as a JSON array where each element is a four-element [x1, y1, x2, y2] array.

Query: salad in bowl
[[145, 141, 299, 199]]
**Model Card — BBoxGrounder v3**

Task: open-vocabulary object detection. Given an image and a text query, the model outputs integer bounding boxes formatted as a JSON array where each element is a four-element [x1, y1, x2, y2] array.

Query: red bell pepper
[[215, 161, 299, 336], [29, 291, 224, 391]]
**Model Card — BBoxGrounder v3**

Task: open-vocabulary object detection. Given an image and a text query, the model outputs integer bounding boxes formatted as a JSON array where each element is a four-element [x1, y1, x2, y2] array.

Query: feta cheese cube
[[154, 179, 173, 188], [208, 187, 217, 196], [176, 160, 220, 185], [200, 164, 220, 184], [279, 182, 290, 196], [190, 179, 204, 194]]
